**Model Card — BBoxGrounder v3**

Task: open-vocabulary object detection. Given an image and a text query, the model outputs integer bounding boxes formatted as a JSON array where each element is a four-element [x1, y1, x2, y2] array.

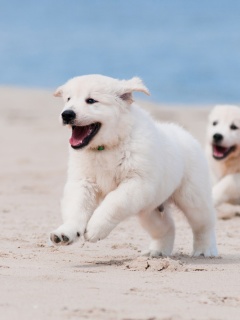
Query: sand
[[0, 87, 240, 320]]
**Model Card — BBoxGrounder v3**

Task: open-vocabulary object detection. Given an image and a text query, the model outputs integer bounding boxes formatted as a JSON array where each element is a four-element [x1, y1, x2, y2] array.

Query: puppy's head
[[54, 74, 149, 150], [207, 105, 240, 161]]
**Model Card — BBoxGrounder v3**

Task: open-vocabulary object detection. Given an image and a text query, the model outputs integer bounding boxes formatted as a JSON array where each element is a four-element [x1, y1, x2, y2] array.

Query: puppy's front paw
[[50, 224, 80, 246], [84, 217, 115, 243], [84, 225, 108, 243]]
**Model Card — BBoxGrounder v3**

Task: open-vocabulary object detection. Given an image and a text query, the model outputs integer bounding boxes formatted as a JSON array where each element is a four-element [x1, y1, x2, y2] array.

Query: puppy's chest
[[86, 151, 130, 195], [214, 156, 240, 179]]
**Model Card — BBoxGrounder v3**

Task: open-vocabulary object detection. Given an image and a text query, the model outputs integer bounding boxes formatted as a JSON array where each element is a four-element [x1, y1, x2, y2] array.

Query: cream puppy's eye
[[67, 97, 71, 102], [212, 121, 218, 126], [86, 98, 98, 104], [230, 123, 238, 130]]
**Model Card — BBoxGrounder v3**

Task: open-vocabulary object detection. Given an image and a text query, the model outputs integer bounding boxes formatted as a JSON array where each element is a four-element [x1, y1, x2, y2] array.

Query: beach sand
[[0, 87, 239, 320]]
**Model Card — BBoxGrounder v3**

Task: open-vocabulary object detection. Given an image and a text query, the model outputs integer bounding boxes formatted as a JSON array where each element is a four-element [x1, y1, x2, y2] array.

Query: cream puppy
[[207, 105, 240, 219], [50, 74, 217, 257]]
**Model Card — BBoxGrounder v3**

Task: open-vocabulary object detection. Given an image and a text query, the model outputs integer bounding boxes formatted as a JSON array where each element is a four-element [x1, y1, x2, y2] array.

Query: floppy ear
[[53, 85, 64, 97], [119, 77, 150, 104], [124, 77, 150, 95]]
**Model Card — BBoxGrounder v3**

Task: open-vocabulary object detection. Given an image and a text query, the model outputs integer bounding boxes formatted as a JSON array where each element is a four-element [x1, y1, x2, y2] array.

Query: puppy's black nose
[[61, 110, 76, 124], [213, 133, 223, 142]]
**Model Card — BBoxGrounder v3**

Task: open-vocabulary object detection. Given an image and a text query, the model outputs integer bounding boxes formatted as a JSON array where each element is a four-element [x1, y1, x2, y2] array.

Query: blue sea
[[0, 0, 240, 104]]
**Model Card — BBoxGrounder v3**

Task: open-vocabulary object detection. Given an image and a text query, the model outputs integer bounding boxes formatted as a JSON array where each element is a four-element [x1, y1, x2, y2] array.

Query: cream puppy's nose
[[61, 110, 76, 124], [213, 133, 223, 143]]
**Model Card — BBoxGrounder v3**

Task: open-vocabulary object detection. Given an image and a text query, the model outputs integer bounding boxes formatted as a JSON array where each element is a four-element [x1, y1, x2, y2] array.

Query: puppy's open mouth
[[69, 123, 101, 149], [212, 144, 236, 160]]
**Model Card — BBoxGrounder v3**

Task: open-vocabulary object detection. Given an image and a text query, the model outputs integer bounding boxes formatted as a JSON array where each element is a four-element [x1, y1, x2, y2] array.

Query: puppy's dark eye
[[230, 123, 238, 130], [67, 97, 71, 102], [86, 98, 98, 104], [212, 121, 218, 126]]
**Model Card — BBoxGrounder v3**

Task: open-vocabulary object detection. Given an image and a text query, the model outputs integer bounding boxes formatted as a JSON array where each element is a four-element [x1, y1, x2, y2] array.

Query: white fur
[[50, 74, 217, 257], [206, 105, 240, 219]]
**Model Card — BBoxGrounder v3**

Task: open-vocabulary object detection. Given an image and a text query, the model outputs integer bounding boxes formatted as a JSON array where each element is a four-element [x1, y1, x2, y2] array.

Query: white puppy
[[206, 105, 240, 219], [50, 74, 217, 257]]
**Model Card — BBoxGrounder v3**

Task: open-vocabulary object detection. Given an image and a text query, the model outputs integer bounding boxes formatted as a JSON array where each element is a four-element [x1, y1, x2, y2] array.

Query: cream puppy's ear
[[53, 85, 64, 97], [119, 77, 150, 104], [124, 77, 150, 95]]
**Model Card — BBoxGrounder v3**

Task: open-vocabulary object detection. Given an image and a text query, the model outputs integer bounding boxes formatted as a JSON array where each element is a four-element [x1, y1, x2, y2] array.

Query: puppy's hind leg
[[139, 202, 175, 257], [174, 179, 218, 257]]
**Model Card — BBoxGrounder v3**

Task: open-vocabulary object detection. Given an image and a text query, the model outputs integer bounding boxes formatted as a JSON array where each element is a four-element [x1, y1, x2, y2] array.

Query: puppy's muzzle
[[62, 110, 76, 124], [213, 133, 223, 144]]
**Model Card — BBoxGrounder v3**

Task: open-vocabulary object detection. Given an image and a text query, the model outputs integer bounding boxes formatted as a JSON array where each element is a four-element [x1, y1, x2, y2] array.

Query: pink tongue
[[69, 126, 91, 147], [213, 145, 228, 157]]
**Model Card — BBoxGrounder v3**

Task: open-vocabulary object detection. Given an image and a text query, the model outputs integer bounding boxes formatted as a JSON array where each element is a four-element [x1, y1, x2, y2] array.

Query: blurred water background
[[0, 0, 240, 104]]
